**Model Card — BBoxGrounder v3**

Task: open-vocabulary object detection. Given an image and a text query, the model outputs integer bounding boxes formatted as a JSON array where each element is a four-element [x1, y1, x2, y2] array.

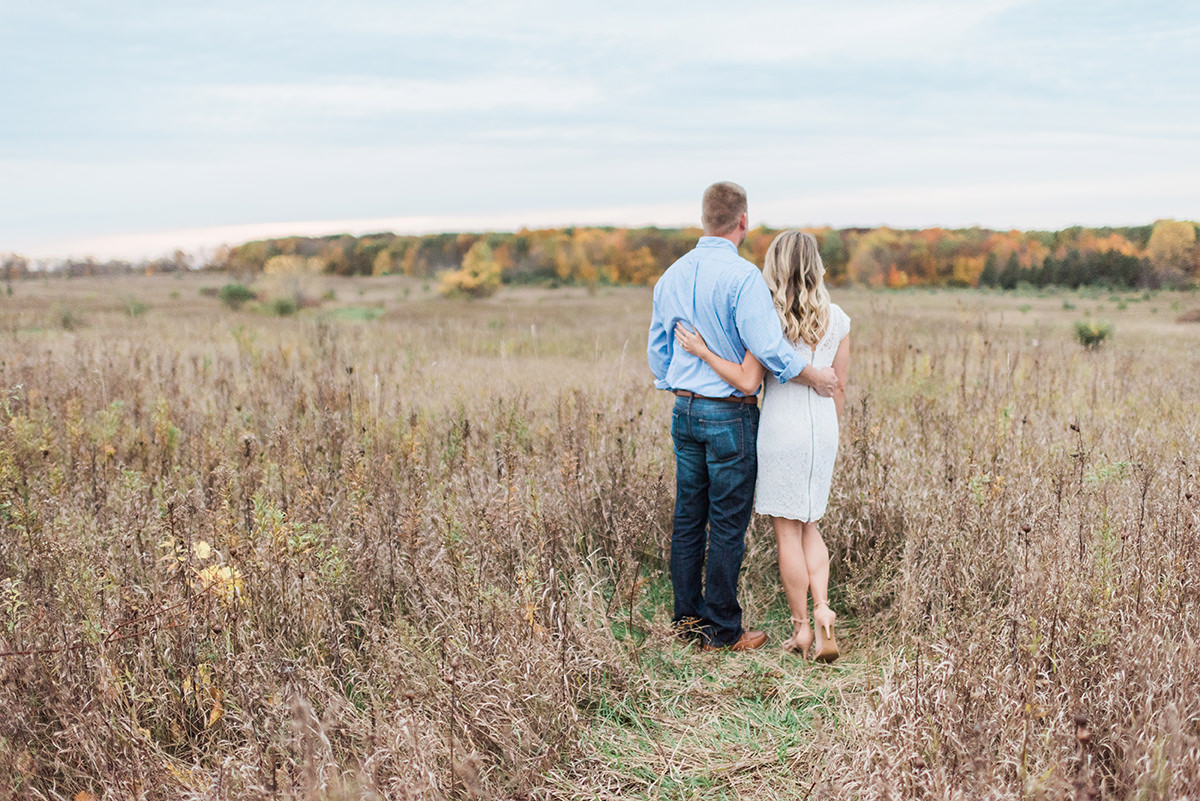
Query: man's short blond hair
[[701, 181, 747, 236]]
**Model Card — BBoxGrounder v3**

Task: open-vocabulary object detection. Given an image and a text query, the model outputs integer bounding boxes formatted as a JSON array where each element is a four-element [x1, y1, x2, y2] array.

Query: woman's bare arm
[[831, 337, 850, 423], [674, 323, 766, 396]]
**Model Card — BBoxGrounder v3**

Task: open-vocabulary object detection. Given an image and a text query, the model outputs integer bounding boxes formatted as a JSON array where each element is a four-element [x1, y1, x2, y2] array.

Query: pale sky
[[3, 0, 1199, 261]]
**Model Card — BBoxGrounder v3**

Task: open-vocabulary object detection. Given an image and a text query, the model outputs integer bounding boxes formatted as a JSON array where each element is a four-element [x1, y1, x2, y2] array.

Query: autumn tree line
[[4, 220, 1199, 294]]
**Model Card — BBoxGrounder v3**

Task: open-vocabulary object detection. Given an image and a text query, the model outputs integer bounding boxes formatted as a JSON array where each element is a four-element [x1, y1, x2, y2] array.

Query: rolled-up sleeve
[[647, 304, 671, 390], [734, 275, 807, 383]]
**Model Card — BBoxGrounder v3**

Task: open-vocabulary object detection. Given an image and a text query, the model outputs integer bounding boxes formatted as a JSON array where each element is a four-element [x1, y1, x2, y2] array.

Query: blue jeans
[[669, 396, 759, 648]]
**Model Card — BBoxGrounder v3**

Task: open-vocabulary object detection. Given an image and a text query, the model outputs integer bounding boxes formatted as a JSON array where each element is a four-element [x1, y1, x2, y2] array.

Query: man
[[647, 181, 838, 651]]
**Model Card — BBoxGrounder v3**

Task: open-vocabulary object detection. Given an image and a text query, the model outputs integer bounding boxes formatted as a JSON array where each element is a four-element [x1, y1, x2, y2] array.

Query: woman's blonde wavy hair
[[762, 230, 830, 347]]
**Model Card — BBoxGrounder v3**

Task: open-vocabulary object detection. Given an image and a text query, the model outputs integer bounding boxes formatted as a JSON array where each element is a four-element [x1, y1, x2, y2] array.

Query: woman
[[674, 230, 850, 661]]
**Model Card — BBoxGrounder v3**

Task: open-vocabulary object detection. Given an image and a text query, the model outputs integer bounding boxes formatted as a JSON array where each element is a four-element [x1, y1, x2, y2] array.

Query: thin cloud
[[26, 166, 1200, 262], [198, 75, 604, 119], [18, 202, 699, 261], [4, 0, 1200, 257]]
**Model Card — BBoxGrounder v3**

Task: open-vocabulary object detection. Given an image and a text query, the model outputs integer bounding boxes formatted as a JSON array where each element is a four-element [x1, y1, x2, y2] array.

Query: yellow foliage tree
[[1148, 219, 1198, 286], [262, 254, 324, 306], [847, 228, 900, 286], [398, 244, 421, 276], [953, 254, 987, 287], [372, 249, 393, 276], [440, 240, 501, 298]]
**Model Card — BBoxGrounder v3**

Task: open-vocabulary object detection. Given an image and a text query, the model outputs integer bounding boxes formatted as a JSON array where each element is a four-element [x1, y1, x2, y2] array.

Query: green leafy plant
[[1074, 319, 1113, 348], [54, 304, 84, 330], [217, 283, 256, 310], [122, 296, 149, 317], [270, 297, 297, 316]]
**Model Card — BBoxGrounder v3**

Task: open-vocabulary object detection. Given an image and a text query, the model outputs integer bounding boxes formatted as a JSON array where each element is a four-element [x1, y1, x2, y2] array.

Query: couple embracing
[[647, 181, 851, 658]]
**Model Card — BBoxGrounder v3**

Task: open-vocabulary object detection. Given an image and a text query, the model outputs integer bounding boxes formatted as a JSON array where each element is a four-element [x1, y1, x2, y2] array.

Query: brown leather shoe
[[703, 629, 767, 652]]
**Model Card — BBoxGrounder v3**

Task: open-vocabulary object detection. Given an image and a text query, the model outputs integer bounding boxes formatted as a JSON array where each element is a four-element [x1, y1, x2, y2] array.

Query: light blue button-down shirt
[[647, 237, 806, 396]]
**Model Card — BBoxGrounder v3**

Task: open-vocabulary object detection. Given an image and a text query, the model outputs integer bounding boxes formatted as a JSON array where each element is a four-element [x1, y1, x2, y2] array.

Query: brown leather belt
[[673, 390, 758, 405]]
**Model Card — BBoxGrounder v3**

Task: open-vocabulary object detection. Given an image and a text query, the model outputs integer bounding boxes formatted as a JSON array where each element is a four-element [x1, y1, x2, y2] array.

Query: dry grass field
[[1, 272, 1199, 800]]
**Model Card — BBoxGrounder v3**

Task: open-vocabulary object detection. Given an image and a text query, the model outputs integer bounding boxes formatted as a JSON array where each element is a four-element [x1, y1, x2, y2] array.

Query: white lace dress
[[755, 303, 850, 522]]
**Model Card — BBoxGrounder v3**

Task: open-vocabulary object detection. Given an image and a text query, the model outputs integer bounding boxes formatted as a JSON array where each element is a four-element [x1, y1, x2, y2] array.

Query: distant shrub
[[54, 305, 84, 330], [218, 283, 257, 310], [271, 297, 298, 316], [1074, 320, 1113, 349], [440, 269, 500, 298], [439, 240, 502, 299], [1176, 308, 1200, 324], [1062, 300, 1076, 310], [122, 296, 149, 317]]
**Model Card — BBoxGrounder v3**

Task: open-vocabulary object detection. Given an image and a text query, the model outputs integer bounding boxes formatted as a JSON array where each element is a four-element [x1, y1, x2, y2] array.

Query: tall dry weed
[[0, 279, 1197, 799]]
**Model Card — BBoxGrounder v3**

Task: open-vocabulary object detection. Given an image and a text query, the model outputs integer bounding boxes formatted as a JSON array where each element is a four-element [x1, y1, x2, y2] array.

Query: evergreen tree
[[999, 253, 1021, 290], [978, 253, 999, 287]]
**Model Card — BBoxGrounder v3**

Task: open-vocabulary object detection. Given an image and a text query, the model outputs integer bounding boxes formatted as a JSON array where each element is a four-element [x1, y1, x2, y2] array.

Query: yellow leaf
[[74, 793, 98, 801], [207, 688, 224, 727], [195, 564, 244, 603], [192, 540, 213, 560]]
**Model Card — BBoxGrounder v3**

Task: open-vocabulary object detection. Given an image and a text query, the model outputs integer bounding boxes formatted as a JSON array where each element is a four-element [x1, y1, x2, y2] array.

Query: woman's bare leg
[[801, 522, 830, 609], [774, 516, 813, 654], [802, 522, 839, 661]]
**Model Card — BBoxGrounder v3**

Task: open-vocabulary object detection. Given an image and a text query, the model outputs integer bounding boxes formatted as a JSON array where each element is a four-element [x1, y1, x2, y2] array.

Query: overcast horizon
[[4, 0, 1199, 262]]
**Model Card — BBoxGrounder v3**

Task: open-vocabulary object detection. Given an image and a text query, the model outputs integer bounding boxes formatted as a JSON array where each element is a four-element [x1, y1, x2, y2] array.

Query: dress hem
[[754, 507, 825, 523]]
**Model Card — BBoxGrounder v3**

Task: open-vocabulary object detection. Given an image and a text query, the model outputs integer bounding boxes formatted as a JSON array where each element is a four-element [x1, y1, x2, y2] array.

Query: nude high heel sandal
[[782, 616, 814, 656], [812, 602, 839, 663]]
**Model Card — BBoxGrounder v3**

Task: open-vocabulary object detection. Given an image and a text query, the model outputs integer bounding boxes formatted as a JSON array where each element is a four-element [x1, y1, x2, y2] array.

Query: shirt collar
[[696, 236, 738, 251]]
